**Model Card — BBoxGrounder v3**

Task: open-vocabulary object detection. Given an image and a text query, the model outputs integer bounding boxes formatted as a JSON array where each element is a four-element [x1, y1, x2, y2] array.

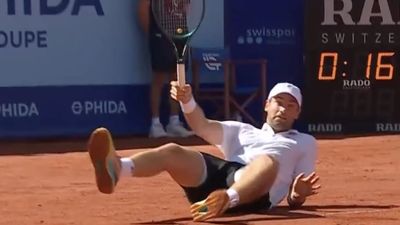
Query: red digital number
[[365, 52, 395, 80], [318, 52, 337, 80]]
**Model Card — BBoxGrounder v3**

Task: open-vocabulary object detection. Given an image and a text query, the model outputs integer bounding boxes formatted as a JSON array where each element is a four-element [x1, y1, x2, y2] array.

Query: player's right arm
[[170, 81, 223, 145]]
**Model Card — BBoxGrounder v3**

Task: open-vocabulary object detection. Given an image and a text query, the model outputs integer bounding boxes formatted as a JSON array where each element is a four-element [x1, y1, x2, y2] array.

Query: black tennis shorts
[[149, 32, 176, 73], [181, 152, 271, 213]]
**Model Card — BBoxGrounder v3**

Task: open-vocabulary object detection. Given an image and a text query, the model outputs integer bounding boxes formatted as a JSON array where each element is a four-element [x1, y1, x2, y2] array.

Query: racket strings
[[156, 0, 193, 36]]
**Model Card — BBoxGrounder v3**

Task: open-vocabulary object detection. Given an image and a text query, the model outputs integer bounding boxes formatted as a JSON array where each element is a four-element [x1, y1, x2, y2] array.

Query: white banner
[[0, 0, 224, 87], [0, 0, 152, 86]]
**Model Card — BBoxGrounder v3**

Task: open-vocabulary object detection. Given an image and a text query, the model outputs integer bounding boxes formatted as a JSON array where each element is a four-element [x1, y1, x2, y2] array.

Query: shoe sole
[[88, 128, 117, 194]]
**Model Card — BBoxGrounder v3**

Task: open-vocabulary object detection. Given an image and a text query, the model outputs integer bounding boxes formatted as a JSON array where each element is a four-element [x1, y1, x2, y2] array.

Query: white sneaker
[[149, 123, 168, 138], [166, 123, 195, 137]]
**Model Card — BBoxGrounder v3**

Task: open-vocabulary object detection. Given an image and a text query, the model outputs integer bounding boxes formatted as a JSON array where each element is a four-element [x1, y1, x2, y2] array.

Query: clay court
[[0, 134, 399, 225]]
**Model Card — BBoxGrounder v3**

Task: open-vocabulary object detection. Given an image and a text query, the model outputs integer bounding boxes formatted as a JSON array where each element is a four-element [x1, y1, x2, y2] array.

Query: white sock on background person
[[151, 117, 161, 125], [169, 115, 180, 125]]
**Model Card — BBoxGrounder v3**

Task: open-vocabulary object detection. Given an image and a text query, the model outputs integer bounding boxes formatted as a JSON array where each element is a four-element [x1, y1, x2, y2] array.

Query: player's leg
[[230, 154, 278, 205], [88, 127, 206, 194], [130, 142, 205, 186], [191, 154, 278, 221]]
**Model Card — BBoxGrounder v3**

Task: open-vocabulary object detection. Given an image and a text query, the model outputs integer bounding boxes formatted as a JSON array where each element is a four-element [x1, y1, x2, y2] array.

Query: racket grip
[[177, 63, 186, 88]]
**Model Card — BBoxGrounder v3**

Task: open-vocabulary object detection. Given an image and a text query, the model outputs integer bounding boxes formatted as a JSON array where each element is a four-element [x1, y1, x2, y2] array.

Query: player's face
[[264, 93, 300, 132]]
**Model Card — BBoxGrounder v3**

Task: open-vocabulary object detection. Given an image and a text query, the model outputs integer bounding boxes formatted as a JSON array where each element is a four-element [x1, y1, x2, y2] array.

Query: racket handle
[[177, 63, 186, 88]]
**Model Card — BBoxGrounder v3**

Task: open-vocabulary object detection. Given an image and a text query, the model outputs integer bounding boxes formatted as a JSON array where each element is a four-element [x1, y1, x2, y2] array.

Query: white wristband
[[180, 97, 197, 114]]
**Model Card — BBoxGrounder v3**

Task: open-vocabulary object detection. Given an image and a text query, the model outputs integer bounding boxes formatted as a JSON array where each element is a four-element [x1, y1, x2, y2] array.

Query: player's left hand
[[291, 172, 321, 201]]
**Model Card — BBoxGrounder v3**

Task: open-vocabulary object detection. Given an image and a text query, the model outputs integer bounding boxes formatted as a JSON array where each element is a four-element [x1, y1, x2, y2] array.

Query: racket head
[[151, 0, 205, 87], [151, 0, 205, 41]]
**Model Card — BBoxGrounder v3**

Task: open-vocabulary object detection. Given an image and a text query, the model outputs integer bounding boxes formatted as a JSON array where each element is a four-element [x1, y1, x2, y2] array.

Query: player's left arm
[[287, 137, 321, 209]]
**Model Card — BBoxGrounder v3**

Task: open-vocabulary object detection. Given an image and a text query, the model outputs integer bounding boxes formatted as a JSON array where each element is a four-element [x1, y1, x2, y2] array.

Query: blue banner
[[0, 86, 150, 138], [225, 0, 304, 88]]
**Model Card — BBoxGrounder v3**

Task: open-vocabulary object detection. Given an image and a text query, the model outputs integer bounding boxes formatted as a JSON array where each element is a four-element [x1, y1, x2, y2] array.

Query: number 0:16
[[318, 52, 395, 80]]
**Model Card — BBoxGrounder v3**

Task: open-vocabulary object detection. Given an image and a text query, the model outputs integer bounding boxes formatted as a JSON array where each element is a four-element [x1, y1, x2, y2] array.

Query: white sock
[[120, 157, 135, 177], [226, 188, 240, 208], [169, 115, 180, 125], [152, 117, 161, 126]]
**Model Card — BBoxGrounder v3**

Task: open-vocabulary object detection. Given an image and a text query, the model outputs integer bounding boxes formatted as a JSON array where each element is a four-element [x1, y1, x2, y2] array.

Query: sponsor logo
[[202, 53, 222, 71], [237, 27, 296, 45], [1, 0, 105, 48], [0, 102, 39, 117], [0, 30, 48, 48], [376, 123, 400, 132], [321, 0, 399, 26], [308, 123, 342, 133], [71, 100, 128, 115], [320, 32, 396, 45], [343, 79, 371, 89], [1, 0, 104, 15], [320, 0, 399, 45]]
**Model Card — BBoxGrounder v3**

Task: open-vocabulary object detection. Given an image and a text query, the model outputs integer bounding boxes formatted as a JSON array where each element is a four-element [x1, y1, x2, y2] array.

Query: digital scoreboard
[[303, 0, 400, 134]]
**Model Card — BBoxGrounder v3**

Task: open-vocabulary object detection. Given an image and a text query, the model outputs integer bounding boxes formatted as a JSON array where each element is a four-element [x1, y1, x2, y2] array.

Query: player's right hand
[[170, 81, 193, 104]]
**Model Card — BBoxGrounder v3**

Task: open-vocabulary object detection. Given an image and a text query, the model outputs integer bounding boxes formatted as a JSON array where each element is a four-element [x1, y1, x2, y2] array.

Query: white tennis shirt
[[216, 121, 317, 207]]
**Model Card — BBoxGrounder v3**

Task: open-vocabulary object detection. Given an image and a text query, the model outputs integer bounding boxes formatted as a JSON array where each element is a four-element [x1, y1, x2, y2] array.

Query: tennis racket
[[151, 0, 205, 87]]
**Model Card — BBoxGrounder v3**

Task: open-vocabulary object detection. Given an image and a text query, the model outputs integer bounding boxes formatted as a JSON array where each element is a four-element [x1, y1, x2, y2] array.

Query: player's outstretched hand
[[170, 81, 193, 104], [291, 172, 321, 201]]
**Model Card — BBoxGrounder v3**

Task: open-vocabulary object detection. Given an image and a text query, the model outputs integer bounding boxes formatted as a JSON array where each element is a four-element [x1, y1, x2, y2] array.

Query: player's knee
[[157, 143, 185, 157]]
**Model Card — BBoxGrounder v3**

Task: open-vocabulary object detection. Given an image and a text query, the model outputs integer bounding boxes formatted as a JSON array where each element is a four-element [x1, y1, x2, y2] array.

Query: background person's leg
[[149, 71, 168, 138]]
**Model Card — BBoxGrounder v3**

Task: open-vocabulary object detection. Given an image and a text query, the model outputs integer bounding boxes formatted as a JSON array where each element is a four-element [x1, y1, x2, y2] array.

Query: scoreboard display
[[303, 0, 400, 134]]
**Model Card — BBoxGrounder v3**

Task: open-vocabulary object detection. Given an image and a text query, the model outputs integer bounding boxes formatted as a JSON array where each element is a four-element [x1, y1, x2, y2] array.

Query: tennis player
[[88, 82, 321, 221]]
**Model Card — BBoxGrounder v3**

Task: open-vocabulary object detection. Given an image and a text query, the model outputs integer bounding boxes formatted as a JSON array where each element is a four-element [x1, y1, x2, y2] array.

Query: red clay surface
[[0, 135, 399, 225]]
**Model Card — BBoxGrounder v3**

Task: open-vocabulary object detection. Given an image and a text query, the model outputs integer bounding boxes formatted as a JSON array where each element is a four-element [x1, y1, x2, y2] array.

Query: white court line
[[318, 207, 399, 216]]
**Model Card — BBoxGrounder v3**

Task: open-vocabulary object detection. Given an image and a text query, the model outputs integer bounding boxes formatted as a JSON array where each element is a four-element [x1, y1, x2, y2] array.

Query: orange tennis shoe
[[88, 127, 121, 194], [190, 189, 230, 222]]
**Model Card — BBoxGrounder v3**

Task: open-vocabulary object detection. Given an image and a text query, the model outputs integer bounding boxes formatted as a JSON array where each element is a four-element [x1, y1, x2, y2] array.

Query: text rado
[[343, 79, 370, 89], [322, 0, 400, 25], [308, 123, 342, 133]]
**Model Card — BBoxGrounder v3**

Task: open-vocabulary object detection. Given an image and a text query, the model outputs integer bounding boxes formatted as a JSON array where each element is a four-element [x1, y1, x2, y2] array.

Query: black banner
[[303, 0, 400, 134]]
